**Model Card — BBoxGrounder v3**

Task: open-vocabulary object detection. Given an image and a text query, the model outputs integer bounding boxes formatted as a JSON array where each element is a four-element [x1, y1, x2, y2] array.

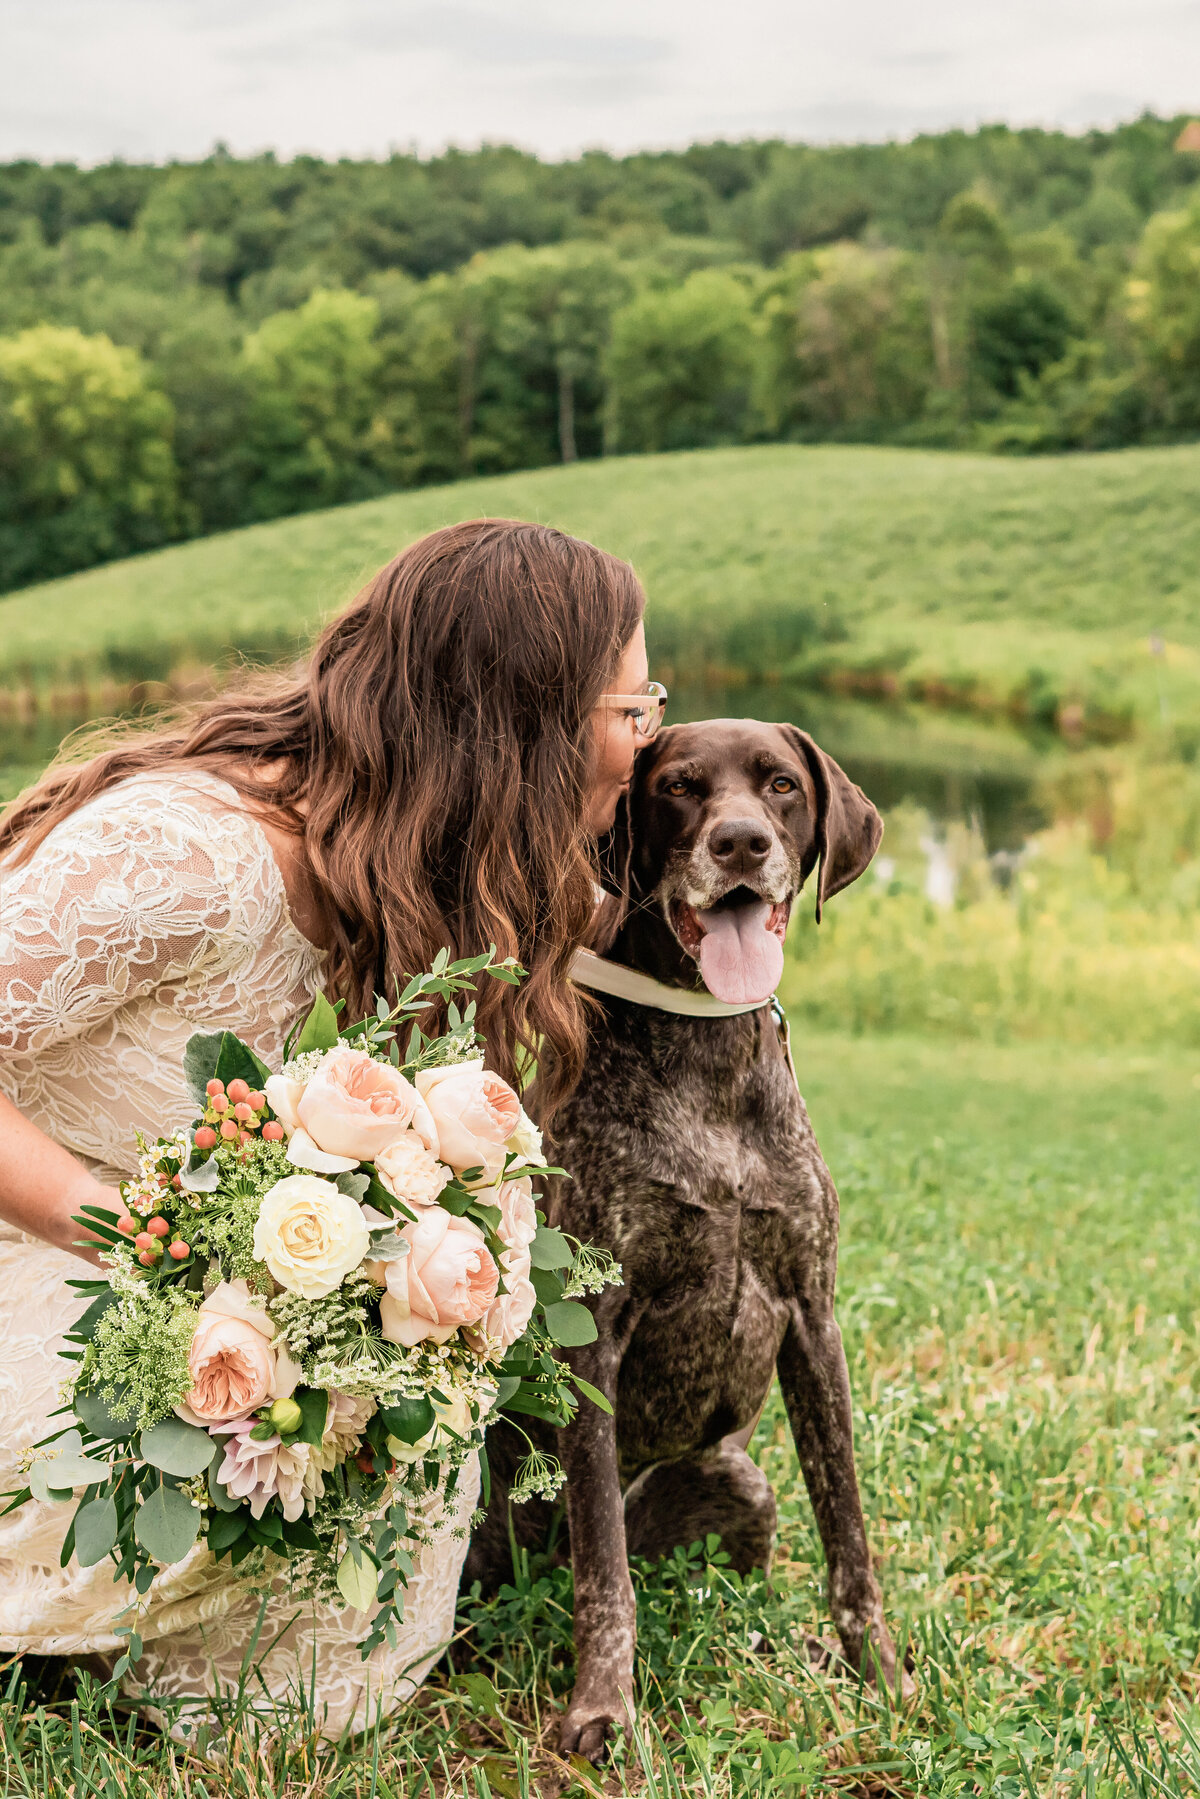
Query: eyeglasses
[[596, 680, 668, 741]]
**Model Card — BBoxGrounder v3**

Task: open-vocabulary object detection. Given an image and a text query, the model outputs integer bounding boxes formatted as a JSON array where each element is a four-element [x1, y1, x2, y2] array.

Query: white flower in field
[[252, 1174, 370, 1298]]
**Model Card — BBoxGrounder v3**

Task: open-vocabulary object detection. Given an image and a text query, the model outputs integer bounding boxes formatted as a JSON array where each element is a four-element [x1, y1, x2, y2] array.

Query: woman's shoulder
[[23, 768, 278, 908]]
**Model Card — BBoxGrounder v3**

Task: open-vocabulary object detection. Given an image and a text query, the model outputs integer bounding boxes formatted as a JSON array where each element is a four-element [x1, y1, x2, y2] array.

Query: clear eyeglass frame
[[596, 680, 669, 741]]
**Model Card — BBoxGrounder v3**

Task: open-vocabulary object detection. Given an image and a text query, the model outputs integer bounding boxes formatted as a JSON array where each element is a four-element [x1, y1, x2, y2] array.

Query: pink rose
[[182, 1280, 295, 1424], [375, 1134, 451, 1211], [378, 1209, 498, 1348], [414, 1059, 521, 1185], [296, 1047, 439, 1165], [468, 1180, 538, 1355]]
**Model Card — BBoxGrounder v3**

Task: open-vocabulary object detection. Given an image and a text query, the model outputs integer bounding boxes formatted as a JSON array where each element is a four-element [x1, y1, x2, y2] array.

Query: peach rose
[[182, 1279, 296, 1424], [468, 1180, 537, 1354], [414, 1059, 521, 1185], [378, 1209, 498, 1347], [375, 1134, 451, 1211], [291, 1047, 439, 1166]]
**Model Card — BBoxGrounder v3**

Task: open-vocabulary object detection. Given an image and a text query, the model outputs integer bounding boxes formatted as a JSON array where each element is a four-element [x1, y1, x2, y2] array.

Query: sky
[[2, 0, 1199, 166]]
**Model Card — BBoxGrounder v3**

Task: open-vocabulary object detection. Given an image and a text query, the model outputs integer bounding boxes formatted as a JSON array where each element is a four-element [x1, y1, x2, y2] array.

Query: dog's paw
[[557, 1694, 630, 1763]]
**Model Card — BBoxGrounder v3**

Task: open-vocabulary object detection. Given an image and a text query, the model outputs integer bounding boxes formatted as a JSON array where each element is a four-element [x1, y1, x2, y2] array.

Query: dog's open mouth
[[669, 886, 791, 1004]]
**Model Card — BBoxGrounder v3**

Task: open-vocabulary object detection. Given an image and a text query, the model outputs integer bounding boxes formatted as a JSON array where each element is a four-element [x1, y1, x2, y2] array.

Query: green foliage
[[606, 270, 759, 453], [1, 118, 1200, 586], [0, 323, 179, 587], [759, 244, 935, 434], [1126, 189, 1200, 428], [241, 288, 384, 518], [85, 1284, 195, 1432]]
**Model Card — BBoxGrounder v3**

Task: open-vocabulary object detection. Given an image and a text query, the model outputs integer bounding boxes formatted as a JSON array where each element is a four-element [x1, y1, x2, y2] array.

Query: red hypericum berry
[[194, 1126, 218, 1151], [167, 1240, 190, 1260], [147, 1216, 170, 1238], [247, 1090, 266, 1111], [262, 1121, 285, 1142], [238, 1129, 253, 1145], [206, 1079, 225, 1098], [171, 1173, 182, 1190], [156, 1171, 170, 1187], [138, 1249, 156, 1267], [210, 1094, 229, 1115], [233, 1102, 254, 1124], [355, 1450, 375, 1474], [134, 1232, 155, 1251], [117, 1215, 138, 1235], [219, 1119, 239, 1141], [226, 1078, 252, 1105]]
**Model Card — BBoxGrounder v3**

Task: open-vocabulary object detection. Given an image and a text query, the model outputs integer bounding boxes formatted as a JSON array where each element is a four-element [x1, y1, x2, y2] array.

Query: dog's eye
[[663, 779, 690, 798], [770, 776, 796, 794]]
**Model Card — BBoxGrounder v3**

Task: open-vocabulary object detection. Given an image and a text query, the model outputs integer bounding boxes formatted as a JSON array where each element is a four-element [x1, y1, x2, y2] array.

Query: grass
[[3, 444, 1200, 732], [6, 1031, 1200, 1795]]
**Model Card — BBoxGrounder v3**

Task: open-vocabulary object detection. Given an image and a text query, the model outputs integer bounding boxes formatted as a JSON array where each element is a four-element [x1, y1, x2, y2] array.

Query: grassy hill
[[3, 442, 1200, 735]]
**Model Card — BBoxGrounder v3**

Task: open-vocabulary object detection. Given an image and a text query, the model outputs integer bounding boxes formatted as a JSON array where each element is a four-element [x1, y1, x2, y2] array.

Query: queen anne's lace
[[0, 770, 478, 1736]]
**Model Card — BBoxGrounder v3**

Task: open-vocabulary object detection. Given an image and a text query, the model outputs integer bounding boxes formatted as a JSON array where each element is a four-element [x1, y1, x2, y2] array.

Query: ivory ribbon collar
[[570, 947, 772, 1018]]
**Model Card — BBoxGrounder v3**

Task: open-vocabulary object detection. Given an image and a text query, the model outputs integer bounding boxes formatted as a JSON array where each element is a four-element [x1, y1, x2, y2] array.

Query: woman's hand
[[0, 1090, 121, 1266]]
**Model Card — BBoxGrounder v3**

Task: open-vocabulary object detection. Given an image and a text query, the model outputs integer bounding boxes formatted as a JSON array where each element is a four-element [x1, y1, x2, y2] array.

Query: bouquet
[[11, 950, 619, 1675]]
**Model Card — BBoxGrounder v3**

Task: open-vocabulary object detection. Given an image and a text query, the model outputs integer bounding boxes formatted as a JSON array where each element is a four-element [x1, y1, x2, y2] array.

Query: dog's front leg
[[777, 1304, 899, 1689], [557, 1333, 635, 1760]]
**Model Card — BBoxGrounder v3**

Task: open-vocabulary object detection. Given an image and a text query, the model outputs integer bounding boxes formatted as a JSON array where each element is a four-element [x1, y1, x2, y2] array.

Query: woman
[[0, 518, 659, 1736]]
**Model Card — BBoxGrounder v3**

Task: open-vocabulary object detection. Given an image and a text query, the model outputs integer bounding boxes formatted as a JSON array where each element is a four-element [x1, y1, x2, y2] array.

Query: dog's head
[[603, 719, 882, 1005]]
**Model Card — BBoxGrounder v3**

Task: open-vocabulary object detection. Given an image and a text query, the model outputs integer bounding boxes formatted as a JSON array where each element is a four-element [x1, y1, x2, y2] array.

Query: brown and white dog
[[466, 719, 899, 1758]]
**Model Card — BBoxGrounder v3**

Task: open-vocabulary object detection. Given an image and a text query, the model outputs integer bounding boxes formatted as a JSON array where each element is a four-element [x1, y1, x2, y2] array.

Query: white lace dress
[[0, 769, 478, 1738]]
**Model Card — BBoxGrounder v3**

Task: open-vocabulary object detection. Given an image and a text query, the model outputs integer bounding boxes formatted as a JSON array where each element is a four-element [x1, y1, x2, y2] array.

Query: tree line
[[1, 115, 1199, 590]]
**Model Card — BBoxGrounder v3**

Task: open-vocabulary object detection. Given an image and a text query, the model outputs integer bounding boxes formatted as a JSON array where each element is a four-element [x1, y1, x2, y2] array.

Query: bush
[[0, 324, 178, 588]]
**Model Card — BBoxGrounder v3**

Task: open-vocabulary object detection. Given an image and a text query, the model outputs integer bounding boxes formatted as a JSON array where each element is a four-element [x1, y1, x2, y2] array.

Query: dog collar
[[570, 948, 773, 1018]]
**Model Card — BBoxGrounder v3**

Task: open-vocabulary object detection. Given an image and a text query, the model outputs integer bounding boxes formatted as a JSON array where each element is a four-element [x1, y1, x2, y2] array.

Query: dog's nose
[[708, 817, 772, 870]]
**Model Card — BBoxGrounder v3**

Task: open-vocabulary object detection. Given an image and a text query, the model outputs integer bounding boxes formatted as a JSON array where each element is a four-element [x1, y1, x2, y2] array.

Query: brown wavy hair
[[0, 519, 645, 1112]]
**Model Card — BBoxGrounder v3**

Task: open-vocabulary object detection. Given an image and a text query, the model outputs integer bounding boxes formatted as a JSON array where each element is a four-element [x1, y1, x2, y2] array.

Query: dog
[[466, 719, 899, 1758]]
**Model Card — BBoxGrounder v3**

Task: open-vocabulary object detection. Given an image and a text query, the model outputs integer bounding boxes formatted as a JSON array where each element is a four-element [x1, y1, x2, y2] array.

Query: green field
[[3, 443, 1200, 735], [8, 1035, 1200, 1796], [4, 443, 1200, 1794]]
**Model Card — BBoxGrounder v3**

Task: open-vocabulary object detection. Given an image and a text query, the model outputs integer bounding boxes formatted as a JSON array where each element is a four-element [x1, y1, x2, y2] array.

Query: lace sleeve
[[0, 779, 243, 1058]]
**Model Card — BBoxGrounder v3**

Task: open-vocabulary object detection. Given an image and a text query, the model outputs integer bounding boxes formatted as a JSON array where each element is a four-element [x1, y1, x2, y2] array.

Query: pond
[[0, 687, 1059, 853]]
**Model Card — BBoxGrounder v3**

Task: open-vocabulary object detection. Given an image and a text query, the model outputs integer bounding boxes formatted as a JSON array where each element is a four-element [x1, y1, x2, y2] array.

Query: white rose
[[252, 1174, 370, 1298], [264, 1072, 308, 1136], [375, 1135, 451, 1211], [506, 1107, 546, 1168]]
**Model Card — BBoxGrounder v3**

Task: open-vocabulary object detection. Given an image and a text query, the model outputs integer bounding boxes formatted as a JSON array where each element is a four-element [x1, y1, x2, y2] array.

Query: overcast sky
[[2, 0, 1199, 166]]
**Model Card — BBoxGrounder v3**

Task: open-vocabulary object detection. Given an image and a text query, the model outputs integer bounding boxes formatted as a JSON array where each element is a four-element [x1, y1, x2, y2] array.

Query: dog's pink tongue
[[697, 902, 783, 1004]]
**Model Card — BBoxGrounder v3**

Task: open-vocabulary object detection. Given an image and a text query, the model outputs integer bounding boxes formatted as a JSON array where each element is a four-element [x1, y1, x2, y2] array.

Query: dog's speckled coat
[[467, 721, 899, 1758]]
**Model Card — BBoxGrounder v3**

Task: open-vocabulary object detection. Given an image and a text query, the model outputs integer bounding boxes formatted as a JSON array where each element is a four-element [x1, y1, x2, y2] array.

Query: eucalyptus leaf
[[74, 1495, 119, 1567], [529, 1225, 572, 1271], [336, 1542, 379, 1612], [542, 1300, 599, 1347], [495, 1376, 522, 1407], [134, 1483, 200, 1565], [68, 1290, 118, 1343], [380, 1395, 435, 1445], [74, 1385, 134, 1441], [141, 1418, 215, 1478]]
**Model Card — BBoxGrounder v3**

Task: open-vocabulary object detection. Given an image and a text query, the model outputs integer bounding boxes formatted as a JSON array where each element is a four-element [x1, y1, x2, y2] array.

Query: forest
[[2, 112, 1200, 590]]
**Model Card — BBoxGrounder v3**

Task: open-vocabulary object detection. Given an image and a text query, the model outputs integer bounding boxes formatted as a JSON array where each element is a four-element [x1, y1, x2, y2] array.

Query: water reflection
[[2, 687, 1059, 852]]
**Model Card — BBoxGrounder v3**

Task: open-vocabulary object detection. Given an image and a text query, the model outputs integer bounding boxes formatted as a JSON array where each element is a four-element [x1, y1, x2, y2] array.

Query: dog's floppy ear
[[590, 794, 632, 954], [781, 727, 883, 922]]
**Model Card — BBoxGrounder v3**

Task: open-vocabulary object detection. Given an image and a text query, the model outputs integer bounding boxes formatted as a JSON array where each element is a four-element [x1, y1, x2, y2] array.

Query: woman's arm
[[0, 1090, 119, 1263]]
